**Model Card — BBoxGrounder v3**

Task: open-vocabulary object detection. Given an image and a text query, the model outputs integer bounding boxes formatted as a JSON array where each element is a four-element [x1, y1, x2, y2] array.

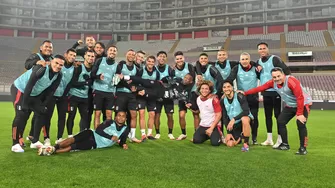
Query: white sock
[[277, 135, 282, 143], [267, 133, 273, 141], [131, 128, 136, 139], [147, 129, 152, 135], [141, 129, 146, 136]]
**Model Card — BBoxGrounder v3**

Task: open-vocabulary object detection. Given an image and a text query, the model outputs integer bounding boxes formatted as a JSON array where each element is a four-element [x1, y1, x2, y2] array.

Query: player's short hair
[[115, 111, 126, 116], [223, 80, 234, 87], [174, 51, 183, 57], [54, 54, 66, 62], [66, 48, 76, 54], [199, 53, 208, 57], [218, 49, 228, 53], [157, 51, 167, 57], [257, 42, 268, 48], [95, 42, 106, 49], [41, 40, 52, 45], [106, 44, 117, 51], [147, 55, 156, 61], [240, 52, 250, 59], [127, 49, 135, 52], [271, 67, 284, 73], [85, 50, 95, 56], [197, 80, 214, 93], [136, 50, 146, 55], [85, 36, 95, 39]]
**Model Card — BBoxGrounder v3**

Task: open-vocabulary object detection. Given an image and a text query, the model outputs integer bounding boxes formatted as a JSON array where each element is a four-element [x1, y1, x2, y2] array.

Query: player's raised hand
[[100, 74, 104, 80], [138, 90, 145, 96], [36, 60, 47, 67], [205, 128, 213, 137], [77, 40, 84, 45]]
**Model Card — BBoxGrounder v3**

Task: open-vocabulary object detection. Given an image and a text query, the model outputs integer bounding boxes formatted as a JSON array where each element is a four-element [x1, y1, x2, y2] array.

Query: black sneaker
[[252, 140, 258, 145], [147, 135, 157, 140], [275, 143, 290, 150], [295, 147, 308, 155]]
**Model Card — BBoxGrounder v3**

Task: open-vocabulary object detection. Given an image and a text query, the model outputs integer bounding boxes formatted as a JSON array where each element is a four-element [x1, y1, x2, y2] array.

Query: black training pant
[[277, 106, 309, 148], [263, 92, 281, 134], [66, 96, 89, 135], [193, 126, 221, 146], [247, 94, 259, 141]]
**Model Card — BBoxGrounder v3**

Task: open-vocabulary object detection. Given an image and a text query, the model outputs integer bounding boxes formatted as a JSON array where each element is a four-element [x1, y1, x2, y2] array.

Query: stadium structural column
[[65, 33, 68, 40], [48, 32, 52, 40], [305, 23, 309, 32], [175, 32, 179, 40], [144, 33, 147, 41], [160, 33, 162, 40], [192, 31, 194, 39], [13, 29, 18, 37], [97, 34, 100, 41], [263, 26, 267, 35], [80, 33, 84, 40], [284, 24, 288, 33], [32, 30, 35, 38], [327, 21, 332, 30], [244, 27, 248, 35], [208, 30, 212, 38]]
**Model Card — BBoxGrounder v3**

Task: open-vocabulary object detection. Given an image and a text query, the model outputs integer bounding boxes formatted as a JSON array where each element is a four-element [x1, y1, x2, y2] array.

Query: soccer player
[[66, 50, 95, 136], [91, 45, 118, 129], [221, 80, 253, 152], [227, 52, 260, 145], [192, 80, 222, 146], [256, 42, 290, 147], [94, 42, 106, 59], [242, 67, 311, 155], [115, 49, 140, 143], [135, 50, 146, 69], [25, 40, 53, 70], [136, 55, 160, 140], [24, 40, 54, 145], [72, 36, 96, 58], [154, 51, 175, 140], [38, 111, 129, 156], [46, 48, 77, 144], [11, 55, 64, 152], [195, 53, 223, 98], [173, 51, 196, 141]]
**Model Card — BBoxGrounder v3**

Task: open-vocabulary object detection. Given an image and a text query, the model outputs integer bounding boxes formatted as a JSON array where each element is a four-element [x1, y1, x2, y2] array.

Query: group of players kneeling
[[10, 38, 311, 156]]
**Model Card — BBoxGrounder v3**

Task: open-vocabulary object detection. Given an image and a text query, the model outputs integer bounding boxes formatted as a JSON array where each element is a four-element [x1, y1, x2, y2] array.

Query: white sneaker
[[44, 138, 51, 146], [30, 141, 44, 149], [55, 138, 64, 144], [261, 140, 274, 146], [272, 136, 282, 148], [176, 134, 187, 141], [154, 134, 161, 139], [11, 144, 24, 153], [68, 135, 73, 138], [168, 134, 175, 140]]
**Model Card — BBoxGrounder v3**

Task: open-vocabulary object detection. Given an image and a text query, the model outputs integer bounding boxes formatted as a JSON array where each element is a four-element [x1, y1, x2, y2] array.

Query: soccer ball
[[37, 146, 55, 156]]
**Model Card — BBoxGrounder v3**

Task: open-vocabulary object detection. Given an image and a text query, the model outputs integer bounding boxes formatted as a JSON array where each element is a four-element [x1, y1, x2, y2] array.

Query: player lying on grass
[[38, 111, 129, 156], [225, 134, 241, 148]]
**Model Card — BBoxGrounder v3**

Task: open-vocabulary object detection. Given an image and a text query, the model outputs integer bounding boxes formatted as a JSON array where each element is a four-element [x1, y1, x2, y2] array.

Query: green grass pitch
[[0, 102, 334, 187]]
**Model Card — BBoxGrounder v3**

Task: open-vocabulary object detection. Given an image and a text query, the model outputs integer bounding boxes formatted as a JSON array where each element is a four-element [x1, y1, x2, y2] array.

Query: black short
[[93, 90, 115, 110], [137, 97, 157, 112], [71, 129, 97, 150], [178, 92, 199, 112], [114, 92, 138, 112], [226, 122, 243, 141], [156, 99, 174, 114]]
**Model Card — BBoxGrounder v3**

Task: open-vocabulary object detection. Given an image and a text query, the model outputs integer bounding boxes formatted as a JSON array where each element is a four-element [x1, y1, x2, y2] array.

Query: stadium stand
[[174, 37, 225, 52], [286, 31, 327, 47], [230, 34, 281, 50]]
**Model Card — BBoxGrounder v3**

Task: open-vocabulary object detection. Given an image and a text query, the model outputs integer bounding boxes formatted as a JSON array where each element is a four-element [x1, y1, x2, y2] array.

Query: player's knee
[[193, 138, 202, 144], [148, 112, 155, 118], [211, 140, 220, 146]]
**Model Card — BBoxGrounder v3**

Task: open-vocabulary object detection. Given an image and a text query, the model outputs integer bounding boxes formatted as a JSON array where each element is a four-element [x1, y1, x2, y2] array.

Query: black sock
[[155, 129, 160, 134], [168, 128, 173, 134], [244, 137, 249, 145], [181, 129, 186, 135], [54, 144, 60, 150]]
